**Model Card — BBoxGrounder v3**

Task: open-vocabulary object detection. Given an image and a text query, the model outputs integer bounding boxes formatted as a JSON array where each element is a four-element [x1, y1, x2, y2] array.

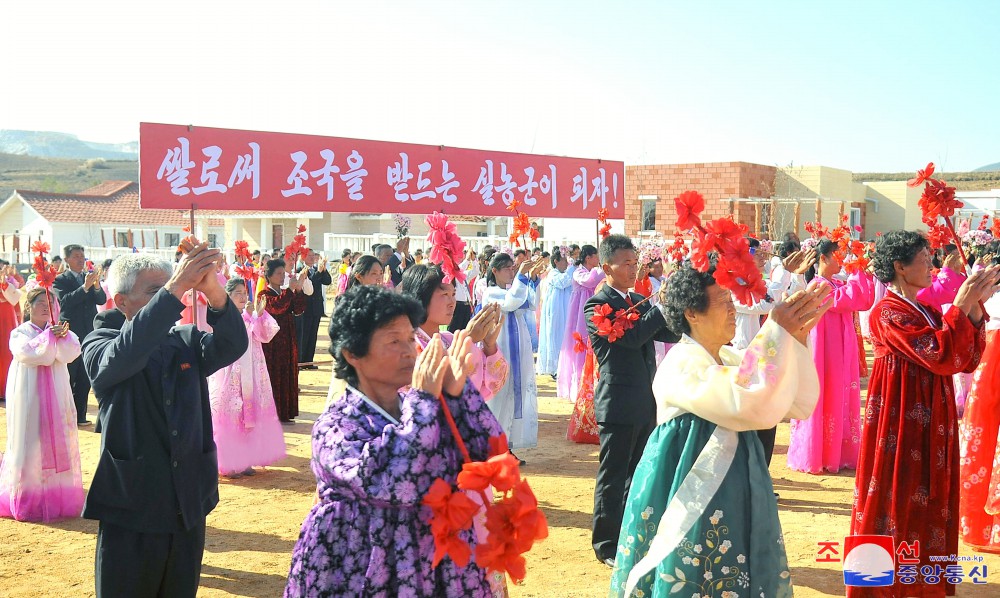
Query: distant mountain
[[0, 130, 138, 161], [974, 162, 1000, 173]]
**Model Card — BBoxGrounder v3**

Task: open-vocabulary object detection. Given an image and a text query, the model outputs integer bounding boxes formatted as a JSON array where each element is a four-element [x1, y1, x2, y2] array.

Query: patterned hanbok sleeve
[[10, 325, 58, 367], [468, 343, 508, 402], [652, 319, 820, 431], [440, 381, 504, 463], [54, 330, 82, 364], [872, 300, 986, 376], [314, 388, 451, 505], [250, 310, 281, 344]]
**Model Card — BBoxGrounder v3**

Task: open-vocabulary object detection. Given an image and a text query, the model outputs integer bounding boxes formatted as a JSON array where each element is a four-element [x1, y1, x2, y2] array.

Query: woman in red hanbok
[[258, 258, 308, 422], [850, 231, 999, 598], [959, 243, 1000, 552]]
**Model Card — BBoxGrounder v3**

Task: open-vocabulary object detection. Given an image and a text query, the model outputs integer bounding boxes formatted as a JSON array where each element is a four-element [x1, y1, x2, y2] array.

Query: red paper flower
[[234, 264, 256, 280], [457, 449, 521, 493], [31, 240, 50, 255], [297, 224, 307, 234], [234, 240, 251, 261], [506, 198, 522, 213], [992, 217, 1000, 239], [423, 479, 479, 567], [474, 480, 548, 584], [597, 208, 609, 222], [907, 162, 935, 188], [926, 223, 951, 249], [33, 255, 58, 288], [599, 223, 612, 239], [918, 179, 962, 222], [182, 225, 191, 233], [529, 223, 540, 243], [572, 331, 587, 353], [674, 190, 705, 232], [426, 211, 467, 285], [978, 215, 990, 231]]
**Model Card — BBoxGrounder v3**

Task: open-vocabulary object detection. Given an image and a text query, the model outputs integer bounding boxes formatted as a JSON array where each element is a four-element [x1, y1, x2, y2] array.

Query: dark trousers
[[96, 519, 206, 598], [297, 313, 322, 363], [448, 301, 472, 332], [592, 419, 655, 560], [757, 426, 777, 466], [66, 356, 91, 423]]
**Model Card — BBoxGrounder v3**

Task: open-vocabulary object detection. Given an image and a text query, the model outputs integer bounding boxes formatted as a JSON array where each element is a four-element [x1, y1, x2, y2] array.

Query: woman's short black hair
[[224, 277, 246, 295], [576, 244, 598, 266], [872, 230, 930, 284], [549, 250, 564, 269], [265, 258, 286, 280], [101, 258, 114, 269], [486, 252, 514, 286], [400, 263, 450, 324], [663, 258, 717, 335], [777, 238, 801, 258], [805, 238, 839, 283], [599, 234, 635, 264], [328, 285, 423, 386], [347, 255, 381, 290]]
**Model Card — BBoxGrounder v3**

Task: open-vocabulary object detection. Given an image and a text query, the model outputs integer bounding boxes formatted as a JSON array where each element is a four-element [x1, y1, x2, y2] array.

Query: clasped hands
[[166, 238, 228, 308], [411, 329, 478, 397]]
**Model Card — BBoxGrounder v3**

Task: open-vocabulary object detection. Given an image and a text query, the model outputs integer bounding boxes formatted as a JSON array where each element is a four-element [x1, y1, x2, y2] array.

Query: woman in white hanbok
[[610, 260, 831, 597], [481, 252, 539, 457]]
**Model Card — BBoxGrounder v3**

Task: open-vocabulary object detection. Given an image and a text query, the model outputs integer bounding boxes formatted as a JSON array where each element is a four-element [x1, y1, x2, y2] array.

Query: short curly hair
[[871, 230, 929, 284], [663, 258, 718, 335], [327, 285, 424, 386]]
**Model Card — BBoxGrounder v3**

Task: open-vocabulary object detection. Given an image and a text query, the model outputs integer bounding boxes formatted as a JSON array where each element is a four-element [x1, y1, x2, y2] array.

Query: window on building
[[164, 233, 180, 247], [207, 234, 218, 248], [849, 208, 862, 239], [641, 198, 657, 232], [116, 232, 130, 247]]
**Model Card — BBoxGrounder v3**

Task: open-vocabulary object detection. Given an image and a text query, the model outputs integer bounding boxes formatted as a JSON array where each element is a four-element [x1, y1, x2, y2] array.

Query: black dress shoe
[[601, 557, 615, 568]]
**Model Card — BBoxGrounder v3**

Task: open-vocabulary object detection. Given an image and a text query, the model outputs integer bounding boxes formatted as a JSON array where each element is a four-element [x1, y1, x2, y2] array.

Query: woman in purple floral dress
[[285, 285, 503, 597]]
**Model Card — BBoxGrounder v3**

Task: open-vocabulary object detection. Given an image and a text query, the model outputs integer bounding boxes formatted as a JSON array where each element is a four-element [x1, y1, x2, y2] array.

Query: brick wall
[[625, 162, 777, 237]]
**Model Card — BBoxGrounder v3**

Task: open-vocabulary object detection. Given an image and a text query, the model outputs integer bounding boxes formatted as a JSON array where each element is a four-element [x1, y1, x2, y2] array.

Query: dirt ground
[[1, 322, 998, 597]]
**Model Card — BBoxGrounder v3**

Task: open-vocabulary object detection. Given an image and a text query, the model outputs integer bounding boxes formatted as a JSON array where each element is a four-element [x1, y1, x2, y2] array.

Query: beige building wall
[[863, 181, 922, 234], [777, 166, 869, 236]]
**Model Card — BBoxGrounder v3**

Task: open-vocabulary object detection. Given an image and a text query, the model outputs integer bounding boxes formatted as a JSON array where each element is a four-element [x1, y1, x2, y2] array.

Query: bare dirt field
[[1, 323, 997, 597]]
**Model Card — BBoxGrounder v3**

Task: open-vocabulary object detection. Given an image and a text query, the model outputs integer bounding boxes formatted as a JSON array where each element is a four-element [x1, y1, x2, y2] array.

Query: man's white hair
[[106, 254, 173, 295]]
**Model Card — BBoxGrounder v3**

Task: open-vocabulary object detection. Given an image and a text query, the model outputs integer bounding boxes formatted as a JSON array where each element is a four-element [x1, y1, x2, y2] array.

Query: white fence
[[321, 233, 600, 257]]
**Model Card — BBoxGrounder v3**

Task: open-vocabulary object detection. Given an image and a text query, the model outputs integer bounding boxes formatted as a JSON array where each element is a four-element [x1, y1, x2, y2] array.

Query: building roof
[[12, 181, 224, 227]]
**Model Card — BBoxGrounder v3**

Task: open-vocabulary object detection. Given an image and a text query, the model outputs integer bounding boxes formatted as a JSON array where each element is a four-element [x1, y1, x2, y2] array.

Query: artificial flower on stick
[[426, 211, 467, 284], [31, 246, 60, 326], [673, 190, 768, 305]]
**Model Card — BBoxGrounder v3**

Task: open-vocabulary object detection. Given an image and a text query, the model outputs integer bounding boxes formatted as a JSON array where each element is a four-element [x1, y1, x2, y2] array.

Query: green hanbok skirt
[[609, 413, 793, 597]]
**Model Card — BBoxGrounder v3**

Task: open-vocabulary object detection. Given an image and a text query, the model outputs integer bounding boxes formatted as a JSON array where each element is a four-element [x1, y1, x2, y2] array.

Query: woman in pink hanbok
[[1, 264, 22, 401], [400, 263, 508, 401], [207, 277, 287, 478], [556, 245, 604, 400], [787, 239, 875, 474], [0, 287, 85, 521]]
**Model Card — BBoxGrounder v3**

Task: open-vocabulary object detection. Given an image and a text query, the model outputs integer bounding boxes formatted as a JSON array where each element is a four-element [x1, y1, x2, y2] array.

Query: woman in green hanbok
[[610, 260, 832, 598]]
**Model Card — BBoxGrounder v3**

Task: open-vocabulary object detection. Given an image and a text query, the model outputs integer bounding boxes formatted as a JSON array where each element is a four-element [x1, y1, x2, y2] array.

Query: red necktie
[[624, 293, 634, 307]]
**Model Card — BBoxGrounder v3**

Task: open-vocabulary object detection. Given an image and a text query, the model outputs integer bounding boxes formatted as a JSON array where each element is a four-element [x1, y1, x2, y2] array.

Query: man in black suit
[[386, 237, 414, 288], [82, 245, 247, 598], [585, 234, 680, 567], [297, 249, 332, 369], [52, 244, 107, 425]]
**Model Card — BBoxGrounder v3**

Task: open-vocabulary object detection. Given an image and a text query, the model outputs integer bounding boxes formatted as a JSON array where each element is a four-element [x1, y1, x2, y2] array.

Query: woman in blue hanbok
[[536, 250, 574, 376], [610, 260, 830, 597], [482, 252, 539, 457]]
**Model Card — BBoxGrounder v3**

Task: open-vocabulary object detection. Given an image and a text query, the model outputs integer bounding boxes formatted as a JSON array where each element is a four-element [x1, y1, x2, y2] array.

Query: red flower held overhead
[[926, 223, 952, 250], [31, 240, 50, 255], [674, 190, 705, 232], [918, 178, 962, 221], [907, 162, 935, 188]]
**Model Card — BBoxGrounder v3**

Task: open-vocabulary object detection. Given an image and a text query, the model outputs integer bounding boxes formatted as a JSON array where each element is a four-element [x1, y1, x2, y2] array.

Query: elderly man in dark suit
[[585, 234, 680, 568], [52, 243, 107, 425], [82, 243, 247, 598], [296, 249, 332, 369], [386, 237, 414, 288]]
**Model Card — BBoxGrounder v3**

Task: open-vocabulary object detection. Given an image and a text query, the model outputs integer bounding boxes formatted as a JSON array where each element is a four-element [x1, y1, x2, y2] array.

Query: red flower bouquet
[[426, 211, 467, 285]]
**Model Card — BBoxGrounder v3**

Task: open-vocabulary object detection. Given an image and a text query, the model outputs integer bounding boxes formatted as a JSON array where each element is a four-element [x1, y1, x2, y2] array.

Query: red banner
[[139, 123, 624, 218]]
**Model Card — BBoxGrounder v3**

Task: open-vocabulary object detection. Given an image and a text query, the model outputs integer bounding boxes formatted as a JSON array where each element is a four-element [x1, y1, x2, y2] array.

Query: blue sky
[[2, 0, 997, 172]]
